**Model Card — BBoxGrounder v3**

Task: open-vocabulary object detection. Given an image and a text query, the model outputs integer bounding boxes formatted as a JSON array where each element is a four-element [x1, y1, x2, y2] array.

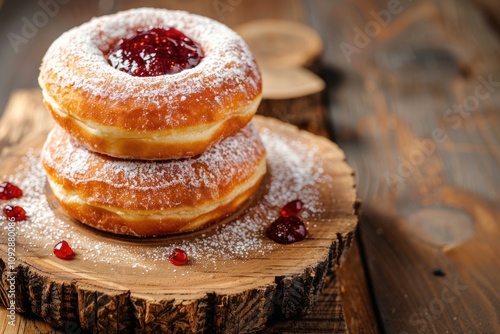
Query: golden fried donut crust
[[41, 123, 267, 236], [39, 8, 262, 160]]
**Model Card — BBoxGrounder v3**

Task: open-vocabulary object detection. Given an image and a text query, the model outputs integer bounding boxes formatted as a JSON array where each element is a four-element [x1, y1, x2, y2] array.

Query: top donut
[[39, 8, 262, 160]]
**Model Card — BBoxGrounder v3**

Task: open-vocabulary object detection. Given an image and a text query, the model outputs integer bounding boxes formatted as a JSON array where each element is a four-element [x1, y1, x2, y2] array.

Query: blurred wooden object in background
[[236, 19, 329, 137]]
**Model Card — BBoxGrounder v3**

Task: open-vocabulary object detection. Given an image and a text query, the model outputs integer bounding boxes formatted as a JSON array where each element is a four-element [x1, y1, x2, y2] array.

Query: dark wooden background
[[1, 0, 500, 333]]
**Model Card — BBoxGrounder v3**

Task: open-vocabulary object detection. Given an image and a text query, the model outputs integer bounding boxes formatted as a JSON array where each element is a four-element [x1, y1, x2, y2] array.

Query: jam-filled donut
[[38, 8, 262, 160], [41, 123, 266, 236]]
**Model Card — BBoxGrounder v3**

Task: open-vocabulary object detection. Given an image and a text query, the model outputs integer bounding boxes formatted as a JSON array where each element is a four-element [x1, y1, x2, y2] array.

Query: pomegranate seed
[[0, 182, 23, 200], [3, 205, 26, 222], [53, 240, 74, 259], [106, 27, 203, 77], [169, 248, 188, 266], [267, 216, 308, 244], [280, 199, 304, 217]]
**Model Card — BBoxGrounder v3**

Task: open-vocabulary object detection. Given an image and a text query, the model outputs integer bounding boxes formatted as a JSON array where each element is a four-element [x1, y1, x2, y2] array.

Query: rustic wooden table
[[1, 0, 499, 333]]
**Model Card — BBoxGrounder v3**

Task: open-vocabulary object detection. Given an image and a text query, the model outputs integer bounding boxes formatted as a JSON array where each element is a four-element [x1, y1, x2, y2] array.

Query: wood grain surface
[[309, 0, 500, 333]]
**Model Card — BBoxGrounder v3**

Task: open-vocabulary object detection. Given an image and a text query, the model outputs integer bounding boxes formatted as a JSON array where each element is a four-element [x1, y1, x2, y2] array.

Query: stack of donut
[[39, 8, 265, 236]]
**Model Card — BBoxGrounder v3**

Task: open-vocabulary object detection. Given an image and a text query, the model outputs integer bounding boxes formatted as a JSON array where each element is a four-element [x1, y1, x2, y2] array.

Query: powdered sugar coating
[[0, 124, 337, 274], [39, 8, 261, 129], [41, 122, 265, 211]]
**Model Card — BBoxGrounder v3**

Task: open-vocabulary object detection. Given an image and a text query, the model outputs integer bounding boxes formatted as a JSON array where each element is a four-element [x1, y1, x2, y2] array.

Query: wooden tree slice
[[235, 19, 328, 136], [256, 66, 328, 137], [234, 19, 323, 68], [260, 65, 325, 100], [0, 114, 357, 333]]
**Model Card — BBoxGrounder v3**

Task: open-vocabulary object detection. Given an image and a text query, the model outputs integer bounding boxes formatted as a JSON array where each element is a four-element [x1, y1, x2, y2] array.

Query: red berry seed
[[3, 205, 26, 222], [266, 216, 308, 244], [53, 240, 74, 259], [106, 27, 203, 77], [0, 182, 23, 200], [280, 199, 304, 218], [169, 248, 188, 266]]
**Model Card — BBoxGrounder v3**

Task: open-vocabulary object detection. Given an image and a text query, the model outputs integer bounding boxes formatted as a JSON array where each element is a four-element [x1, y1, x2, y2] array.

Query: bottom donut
[[41, 123, 267, 236]]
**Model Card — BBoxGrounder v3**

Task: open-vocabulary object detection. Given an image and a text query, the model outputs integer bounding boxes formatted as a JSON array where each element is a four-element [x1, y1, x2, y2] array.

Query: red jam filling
[[280, 199, 303, 218], [267, 200, 308, 244], [106, 27, 203, 77], [0, 182, 23, 200], [267, 216, 308, 244], [3, 205, 26, 222], [54, 240, 74, 259], [169, 248, 189, 266]]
